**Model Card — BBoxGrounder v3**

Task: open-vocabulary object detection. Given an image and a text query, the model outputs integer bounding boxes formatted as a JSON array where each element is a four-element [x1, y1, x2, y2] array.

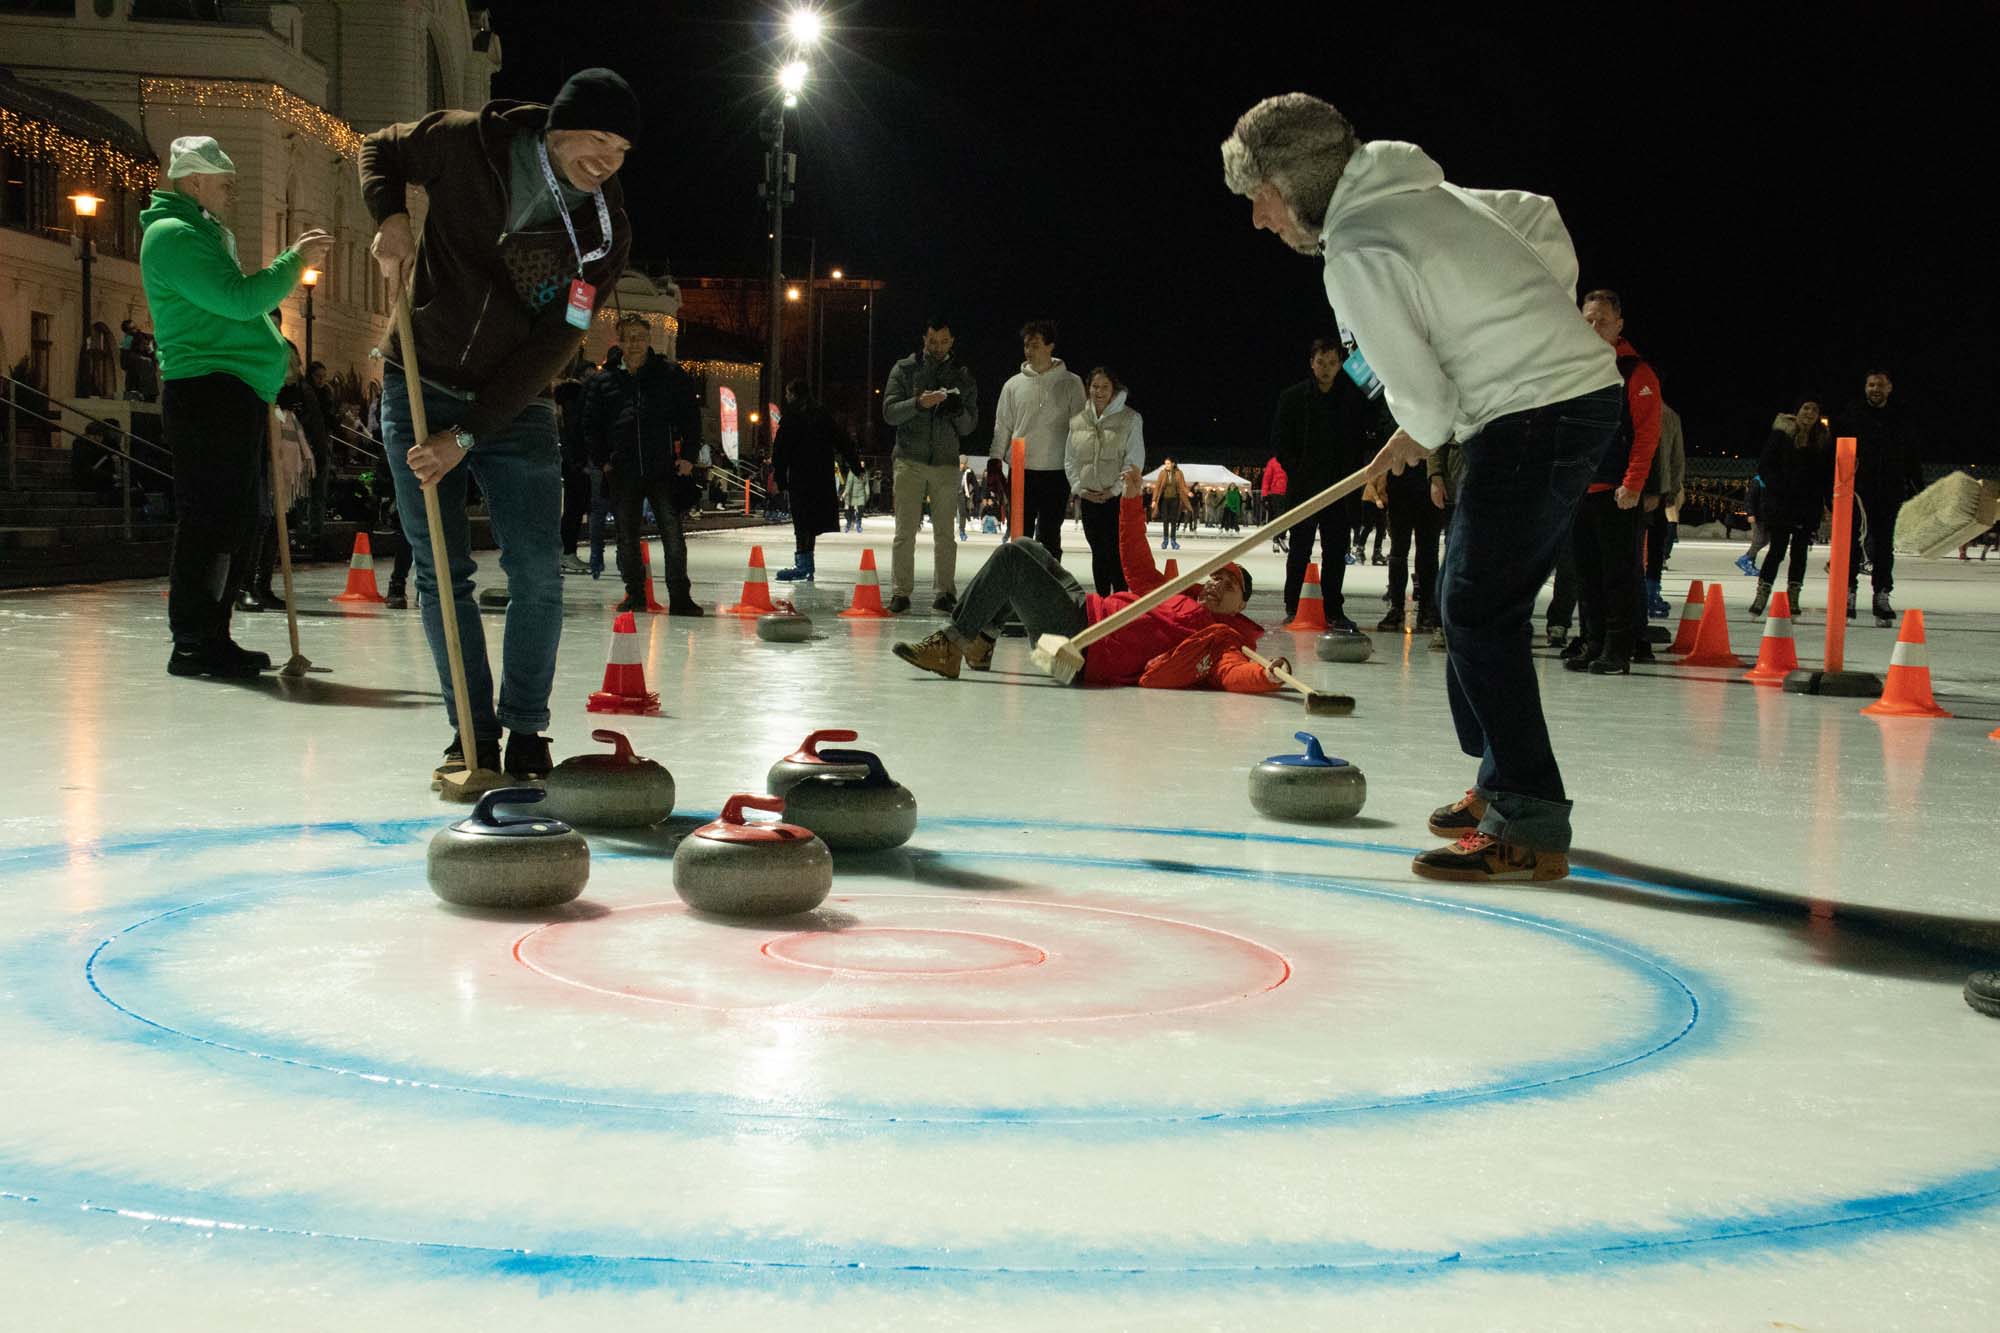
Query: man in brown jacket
[[362, 68, 636, 781]]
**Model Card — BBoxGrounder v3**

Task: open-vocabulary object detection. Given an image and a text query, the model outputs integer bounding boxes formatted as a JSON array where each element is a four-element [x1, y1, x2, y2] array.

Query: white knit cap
[[166, 136, 236, 179]]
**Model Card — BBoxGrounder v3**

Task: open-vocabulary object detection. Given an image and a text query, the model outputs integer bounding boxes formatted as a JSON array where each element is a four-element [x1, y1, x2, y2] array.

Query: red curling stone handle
[[590, 729, 637, 761], [720, 793, 787, 825]]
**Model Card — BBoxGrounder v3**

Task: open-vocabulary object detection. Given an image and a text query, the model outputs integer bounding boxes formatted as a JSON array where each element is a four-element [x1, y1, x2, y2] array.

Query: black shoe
[[166, 643, 263, 679], [235, 590, 265, 613], [255, 586, 285, 609], [1545, 626, 1568, 649], [615, 594, 646, 614], [384, 590, 408, 609], [1375, 606, 1405, 632], [435, 731, 502, 781], [932, 592, 958, 614], [1561, 644, 1602, 672], [1586, 655, 1631, 675], [1559, 637, 1594, 661], [667, 598, 704, 617], [1415, 610, 1441, 634], [888, 594, 912, 614], [1631, 642, 1655, 664], [504, 731, 554, 780], [221, 639, 272, 671]]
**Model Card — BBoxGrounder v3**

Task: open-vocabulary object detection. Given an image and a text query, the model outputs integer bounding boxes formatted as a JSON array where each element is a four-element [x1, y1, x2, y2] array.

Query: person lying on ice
[[892, 466, 1285, 690]]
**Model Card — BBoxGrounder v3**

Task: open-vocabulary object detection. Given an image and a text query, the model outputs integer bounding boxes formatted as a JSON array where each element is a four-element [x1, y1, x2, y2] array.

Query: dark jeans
[[1079, 495, 1126, 595], [1440, 384, 1621, 852], [164, 372, 265, 650], [1547, 540, 1577, 633], [1159, 503, 1182, 544], [1572, 490, 1643, 658], [1021, 468, 1070, 558], [1386, 491, 1443, 612], [1846, 489, 1901, 594], [1284, 503, 1351, 619], [611, 469, 692, 600], [1352, 503, 1386, 557], [948, 539, 1089, 646], [560, 460, 589, 554], [1759, 524, 1815, 588]]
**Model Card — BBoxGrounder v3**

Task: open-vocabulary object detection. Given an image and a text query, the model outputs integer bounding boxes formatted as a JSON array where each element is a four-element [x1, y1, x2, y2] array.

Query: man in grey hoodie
[[991, 319, 1087, 560], [882, 316, 979, 613]]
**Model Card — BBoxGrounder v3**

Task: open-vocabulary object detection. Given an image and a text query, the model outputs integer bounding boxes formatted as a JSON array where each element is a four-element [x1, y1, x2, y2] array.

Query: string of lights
[[681, 359, 763, 380], [139, 78, 363, 159], [0, 106, 158, 192]]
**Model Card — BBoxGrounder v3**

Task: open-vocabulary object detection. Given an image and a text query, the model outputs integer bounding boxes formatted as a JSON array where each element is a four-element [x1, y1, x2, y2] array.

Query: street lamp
[[787, 8, 824, 47], [69, 192, 102, 396], [301, 266, 320, 371]]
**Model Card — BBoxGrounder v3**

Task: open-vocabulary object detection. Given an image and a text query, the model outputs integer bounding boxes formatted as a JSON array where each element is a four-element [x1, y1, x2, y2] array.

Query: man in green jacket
[[140, 135, 331, 678]]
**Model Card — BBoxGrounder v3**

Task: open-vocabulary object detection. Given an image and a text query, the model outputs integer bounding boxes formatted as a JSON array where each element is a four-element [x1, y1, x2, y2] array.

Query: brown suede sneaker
[[960, 633, 995, 671], [1427, 789, 1488, 839], [892, 631, 961, 680], [1411, 833, 1569, 883]]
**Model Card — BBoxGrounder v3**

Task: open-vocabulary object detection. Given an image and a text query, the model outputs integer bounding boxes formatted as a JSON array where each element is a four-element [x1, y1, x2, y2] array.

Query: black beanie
[[548, 68, 641, 145]]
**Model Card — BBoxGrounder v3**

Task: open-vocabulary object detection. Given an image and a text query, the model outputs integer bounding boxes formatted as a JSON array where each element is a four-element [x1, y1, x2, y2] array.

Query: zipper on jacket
[[458, 281, 495, 371]]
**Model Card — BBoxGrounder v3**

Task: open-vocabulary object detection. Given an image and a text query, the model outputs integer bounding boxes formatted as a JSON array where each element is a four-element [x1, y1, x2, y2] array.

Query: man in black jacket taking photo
[[586, 311, 705, 615]]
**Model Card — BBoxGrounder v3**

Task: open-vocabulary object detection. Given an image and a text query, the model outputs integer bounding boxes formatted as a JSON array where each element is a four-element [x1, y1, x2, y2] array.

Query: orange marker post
[[743, 477, 751, 517], [1009, 437, 1026, 539], [1782, 436, 1881, 697]]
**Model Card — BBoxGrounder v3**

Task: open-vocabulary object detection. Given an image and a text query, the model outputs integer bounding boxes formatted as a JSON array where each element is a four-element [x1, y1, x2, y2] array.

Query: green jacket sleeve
[[147, 221, 302, 321]]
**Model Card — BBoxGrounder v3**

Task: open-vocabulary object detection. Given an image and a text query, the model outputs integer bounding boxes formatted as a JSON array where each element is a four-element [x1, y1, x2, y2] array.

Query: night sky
[[482, 1, 1990, 469]]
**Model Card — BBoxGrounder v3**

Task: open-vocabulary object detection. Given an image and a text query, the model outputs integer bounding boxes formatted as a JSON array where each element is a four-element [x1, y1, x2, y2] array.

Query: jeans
[[1572, 490, 1642, 658], [948, 539, 1089, 646], [164, 372, 265, 650], [1439, 384, 1620, 852], [892, 457, 960, 598], [1759, 524, 1815, 589], [612, 469, 692, 600], [1845, 489, 1902, 595], [1079, 494, 1126, 595], [382, 367, 563, 737], [1284, 502, 1352, 619], [1021, 468, 1070, 558], [1546, 540, 1577, 632]]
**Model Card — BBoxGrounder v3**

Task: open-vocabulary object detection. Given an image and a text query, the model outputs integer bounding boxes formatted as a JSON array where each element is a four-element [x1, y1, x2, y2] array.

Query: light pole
[[68, 191, 101, 396], [760, 9, 822, 454], [301, 265, 320, 372]]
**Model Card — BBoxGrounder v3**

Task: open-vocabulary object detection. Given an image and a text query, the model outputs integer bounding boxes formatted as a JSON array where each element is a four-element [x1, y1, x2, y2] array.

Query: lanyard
[[536, 137, 613, 271]]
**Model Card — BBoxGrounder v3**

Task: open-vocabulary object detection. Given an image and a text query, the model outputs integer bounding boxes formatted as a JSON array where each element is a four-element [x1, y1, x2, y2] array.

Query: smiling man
[[361, 68, 636, 784]]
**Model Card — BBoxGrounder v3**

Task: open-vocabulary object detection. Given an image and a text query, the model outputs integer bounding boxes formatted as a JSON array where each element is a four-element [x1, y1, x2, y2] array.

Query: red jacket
[[1588, 337, 1661, 495], [1079, 497, 1262, 685], [1260, 457, 1287, 496]]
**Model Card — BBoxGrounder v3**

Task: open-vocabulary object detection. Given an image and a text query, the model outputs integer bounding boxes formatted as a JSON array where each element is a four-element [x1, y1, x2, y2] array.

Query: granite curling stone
[[782, 747, 918, 851], [1248, 731, 1367, 822], [478, 586, 510, 608], [537, 729, 675, 829], [1968, 971, 2000, 1020], [427, 786, 590, 909], [756, 609, 814, 642], [767, 728, 860, 797], [672, 793, 833, 917], [1314, 629, 1374, 663]]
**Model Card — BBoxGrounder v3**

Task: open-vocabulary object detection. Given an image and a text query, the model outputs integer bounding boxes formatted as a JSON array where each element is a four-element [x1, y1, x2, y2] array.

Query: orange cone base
[[838, 604, 892, 619], [1861, 697, 1952, 719], [587, 690, 662, 716], [719, 601, 773, 618], [331, 589, 386, 604]]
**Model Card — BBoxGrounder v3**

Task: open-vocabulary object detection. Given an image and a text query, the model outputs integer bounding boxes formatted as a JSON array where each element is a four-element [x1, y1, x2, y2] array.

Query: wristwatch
[[453, 429, 474, 452]]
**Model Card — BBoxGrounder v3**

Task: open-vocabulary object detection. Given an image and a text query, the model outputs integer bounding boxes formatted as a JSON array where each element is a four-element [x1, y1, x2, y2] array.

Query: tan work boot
[[892, 631, 961, 680], [960, 633, 995, 671]]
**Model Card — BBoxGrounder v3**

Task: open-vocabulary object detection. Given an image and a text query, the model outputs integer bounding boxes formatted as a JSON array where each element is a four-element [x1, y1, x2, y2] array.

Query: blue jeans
[[382, 368, 563, 737], [1439, 385, 1621, 852]]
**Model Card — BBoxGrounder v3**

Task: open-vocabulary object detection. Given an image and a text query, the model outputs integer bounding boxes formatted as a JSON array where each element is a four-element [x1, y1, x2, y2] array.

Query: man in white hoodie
[[1223, 93, 1622, 885], [991, 319, 1087, 560]]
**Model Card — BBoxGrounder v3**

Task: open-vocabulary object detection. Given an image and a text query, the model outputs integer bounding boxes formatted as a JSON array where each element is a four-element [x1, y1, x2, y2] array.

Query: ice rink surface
[[2, 523, 1996, 1330]]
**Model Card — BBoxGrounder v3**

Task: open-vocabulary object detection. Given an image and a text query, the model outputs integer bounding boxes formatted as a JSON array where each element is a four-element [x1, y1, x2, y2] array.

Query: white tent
[[1142, 463, 1253, 489]]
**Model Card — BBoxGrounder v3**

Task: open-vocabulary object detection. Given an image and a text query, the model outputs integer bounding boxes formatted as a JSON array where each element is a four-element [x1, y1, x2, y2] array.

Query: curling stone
[[479, 587, 509, 608], [1967, 971, 2000, 1020], [1248, 731, 1367, 823], [672, 793, 833, 917], [767, 728, 860, 797], [782, 747, 918, 851], [537, 728, 675, 829], [1314, 629, 1374, 663], [427, 787, 589, 909], [756, 609, 814, 643]]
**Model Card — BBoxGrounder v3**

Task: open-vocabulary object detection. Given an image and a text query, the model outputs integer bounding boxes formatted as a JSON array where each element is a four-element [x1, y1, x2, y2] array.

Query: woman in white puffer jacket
[[1065, 367, 1147, 595]]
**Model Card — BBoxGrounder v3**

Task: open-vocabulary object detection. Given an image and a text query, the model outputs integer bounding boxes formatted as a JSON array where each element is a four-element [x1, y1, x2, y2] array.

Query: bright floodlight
[[787, 9, 824, 46], [779, 60, 809, 95]]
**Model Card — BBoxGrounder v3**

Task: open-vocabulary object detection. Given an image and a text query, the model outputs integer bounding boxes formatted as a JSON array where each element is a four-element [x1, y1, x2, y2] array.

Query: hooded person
[[361, 66, 636, 783], [140, 135, 333, 679], [1065, 366, 1147, 595], [990, 319, 1087, 559], [770, 379, 861, 581]]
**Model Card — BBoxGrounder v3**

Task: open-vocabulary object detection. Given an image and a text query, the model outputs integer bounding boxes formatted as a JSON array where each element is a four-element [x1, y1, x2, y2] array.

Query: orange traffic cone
[[1282, 562, 1327, 632], [1861, 610, 1952, 718], [837, 549, 891, 619], [1163, 557, 1180, 581], [1668, 579, 1705, 655], [587, 611, 662, 715], [639, 541, 667, 613], [1742, 591, 1799, 685], [718, 545, 777, 618], [330, 532, 388, 605], [1676, 583, 1744, 668]]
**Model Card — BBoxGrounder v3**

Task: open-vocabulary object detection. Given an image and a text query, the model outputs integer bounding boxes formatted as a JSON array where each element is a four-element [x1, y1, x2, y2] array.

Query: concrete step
[[0, 505, 133, 526]]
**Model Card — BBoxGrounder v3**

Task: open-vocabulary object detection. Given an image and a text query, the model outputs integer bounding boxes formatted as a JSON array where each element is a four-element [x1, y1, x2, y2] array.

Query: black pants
[[1846, 489, 1902, 594], [1572, 489, 1642, 658], [949, 539, 1088, 646], [165, 372, 265, 649], [1021, 468, 1070, 559], [1386, 491, 1443, 613], [1644, 505, 1672, 582], [1547, 540, 1577, 633], [1352, 504, 1386, 557], [1284, 503, 1351, 619], [610, 469, 692, 600], [1079, 495, 1125, 595], [792, 512, 821, 558], [250, 517, 278, 595], [560, 460, 590, 554], [1760, 523, 1815, 589]]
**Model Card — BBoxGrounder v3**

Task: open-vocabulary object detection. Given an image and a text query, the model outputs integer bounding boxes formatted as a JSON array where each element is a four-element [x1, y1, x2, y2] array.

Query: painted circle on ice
[[514, 895, 1288, 1022]]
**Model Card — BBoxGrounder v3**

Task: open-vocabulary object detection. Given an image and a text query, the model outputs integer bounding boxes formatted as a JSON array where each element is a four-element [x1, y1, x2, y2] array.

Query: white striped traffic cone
[[1861, 609, 1951, 718]]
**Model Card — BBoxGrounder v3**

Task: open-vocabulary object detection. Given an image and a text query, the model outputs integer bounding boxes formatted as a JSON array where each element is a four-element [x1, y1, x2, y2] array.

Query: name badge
[[565, 279, 595, 330]]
